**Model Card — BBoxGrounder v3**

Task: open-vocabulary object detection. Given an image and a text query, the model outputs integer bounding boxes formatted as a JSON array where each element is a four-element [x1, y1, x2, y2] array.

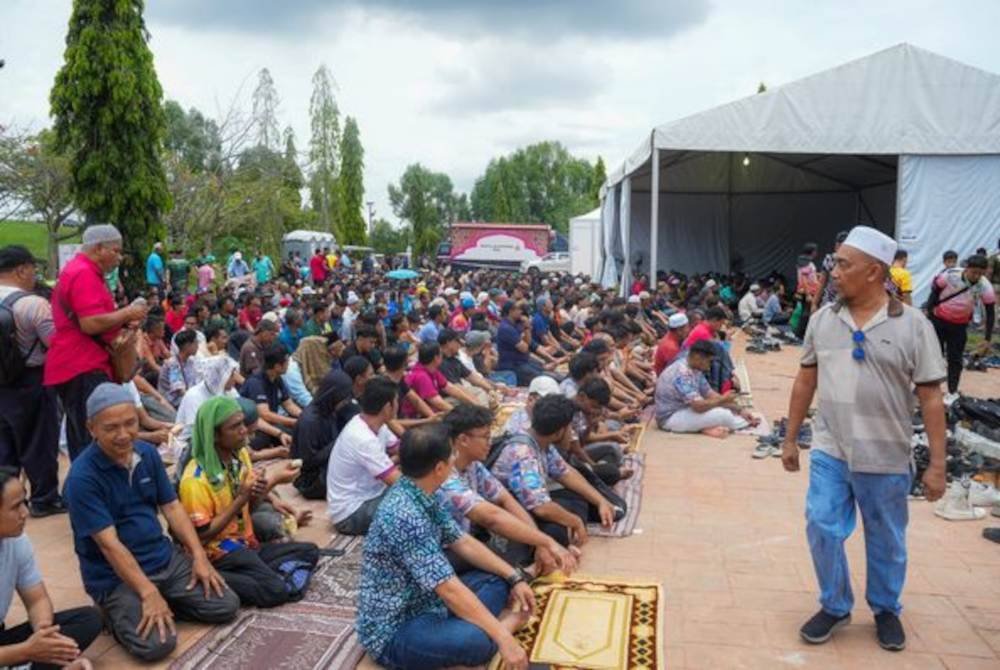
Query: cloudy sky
[[3, 1, 1000, 226]]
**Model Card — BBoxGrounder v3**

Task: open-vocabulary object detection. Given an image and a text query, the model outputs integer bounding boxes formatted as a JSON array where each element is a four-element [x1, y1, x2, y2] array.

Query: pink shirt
[[933, 269, 996, 325], [682, 322, 715, 350], [401, 363, 448, 418], [44, 253, 120, 386], [197, 264, 215, 292]]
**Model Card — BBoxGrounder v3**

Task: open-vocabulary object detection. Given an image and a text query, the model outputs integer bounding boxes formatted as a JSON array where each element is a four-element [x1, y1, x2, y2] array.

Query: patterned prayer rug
[[588, 453, 645, 538], [489, 576, 664, 670], [170, 536, 364, 670]]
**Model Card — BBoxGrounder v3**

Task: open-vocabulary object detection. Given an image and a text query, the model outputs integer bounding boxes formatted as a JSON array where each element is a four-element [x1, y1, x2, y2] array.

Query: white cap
[[750, 283, 761, 292], [301, 285, 315, 295], [528, 376, 560, 397], [444, 287, 458, 296], [627, 295, 641, 304], [541, 279, 549, 286], [639, 290, 651, 300], [346, 291, 359, 305], [477, 291, 489, 303], [841, 226, 897, 266], [261, 311, 280, 324], [668, 313, 689, 329], [705, 279, 717, 289]]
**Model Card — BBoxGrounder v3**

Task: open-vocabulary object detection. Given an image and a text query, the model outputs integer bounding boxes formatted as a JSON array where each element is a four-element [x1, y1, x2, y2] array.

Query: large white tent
[[600, 44, 1000, 302]]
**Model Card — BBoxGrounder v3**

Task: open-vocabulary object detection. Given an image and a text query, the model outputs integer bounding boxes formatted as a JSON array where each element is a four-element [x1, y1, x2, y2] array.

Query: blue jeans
[[488, 370, 518, 387], [378, 571, 510, 670], [806, 450, 911, 617]]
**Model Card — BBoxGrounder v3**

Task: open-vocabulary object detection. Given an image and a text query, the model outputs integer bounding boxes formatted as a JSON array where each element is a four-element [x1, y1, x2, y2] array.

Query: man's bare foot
[[499, 607, 532, 632], [701, 427, 730, 439], [618, 467, 635, 480]]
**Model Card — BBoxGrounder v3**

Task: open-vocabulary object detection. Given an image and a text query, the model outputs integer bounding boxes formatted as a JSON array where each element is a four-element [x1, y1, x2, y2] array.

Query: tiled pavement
[[7, 337, 1000, 669]]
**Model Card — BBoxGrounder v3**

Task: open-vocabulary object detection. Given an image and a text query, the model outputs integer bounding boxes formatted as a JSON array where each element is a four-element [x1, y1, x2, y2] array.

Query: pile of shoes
[[746, 336, 783, 355], [964, 354, 989, 372], [934, 476, 1000, 521], [772, 330, 802, 346], [753, 418, 811, 458]]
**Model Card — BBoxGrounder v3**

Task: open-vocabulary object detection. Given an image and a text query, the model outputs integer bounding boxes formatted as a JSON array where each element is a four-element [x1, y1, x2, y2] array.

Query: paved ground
[[8, 335, 1000, 669]]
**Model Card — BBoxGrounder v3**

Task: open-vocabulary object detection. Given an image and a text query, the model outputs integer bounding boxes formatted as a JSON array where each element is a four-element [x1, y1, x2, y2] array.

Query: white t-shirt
[[457, 349, 477, 373], [326, 415, 398, 523]]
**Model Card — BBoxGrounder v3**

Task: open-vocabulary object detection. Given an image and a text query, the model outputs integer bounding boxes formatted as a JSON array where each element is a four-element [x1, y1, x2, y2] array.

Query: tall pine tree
[[252, 68, 281, 151], [50, 0, 171, 282], [308, 64, 341, 234], [338, 116, 366, 244]]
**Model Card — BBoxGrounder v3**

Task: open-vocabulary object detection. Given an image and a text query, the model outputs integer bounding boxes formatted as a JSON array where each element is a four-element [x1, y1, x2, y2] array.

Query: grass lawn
[[0, 220, 80, 266]]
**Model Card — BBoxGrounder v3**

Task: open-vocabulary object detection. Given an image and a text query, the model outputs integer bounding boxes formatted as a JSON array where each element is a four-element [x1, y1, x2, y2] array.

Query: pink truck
[[437, 222, 553, 270]]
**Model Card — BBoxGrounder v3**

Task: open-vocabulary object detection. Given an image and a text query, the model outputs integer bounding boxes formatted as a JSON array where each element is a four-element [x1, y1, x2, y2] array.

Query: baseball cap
[[461, 297, 475, 309], [528, 376, 560, 397]]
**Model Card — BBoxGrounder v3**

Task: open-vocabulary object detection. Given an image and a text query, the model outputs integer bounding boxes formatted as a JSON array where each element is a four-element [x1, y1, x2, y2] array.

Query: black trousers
[[0, 606, 103, 670], [932, 317, 968, 394], [0, 367, 60, 503], [56, 370, 111, 460], [214, 542, 319, 608], [533, 489, 591, 548]]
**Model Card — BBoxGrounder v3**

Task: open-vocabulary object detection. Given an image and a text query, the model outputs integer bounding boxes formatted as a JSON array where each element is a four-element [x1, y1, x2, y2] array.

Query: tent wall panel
[[897, 154, 1000, 304], [629, 192, 729, 276]]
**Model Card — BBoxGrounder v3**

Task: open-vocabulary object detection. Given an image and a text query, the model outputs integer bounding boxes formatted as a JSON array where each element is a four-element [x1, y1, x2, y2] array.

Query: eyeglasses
[[852, 330, 866, 361]]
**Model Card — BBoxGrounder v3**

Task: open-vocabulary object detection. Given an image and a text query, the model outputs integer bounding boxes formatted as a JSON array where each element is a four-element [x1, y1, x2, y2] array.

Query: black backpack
[[0, 291, 38, 386]]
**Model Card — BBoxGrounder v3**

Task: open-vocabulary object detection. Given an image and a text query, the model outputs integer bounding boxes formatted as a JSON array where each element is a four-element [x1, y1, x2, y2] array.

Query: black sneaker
[[29, 498, 67, 519], [983, 528, 1000, 544], [799, 610, 851, 644], [874, 612, 905, 651]]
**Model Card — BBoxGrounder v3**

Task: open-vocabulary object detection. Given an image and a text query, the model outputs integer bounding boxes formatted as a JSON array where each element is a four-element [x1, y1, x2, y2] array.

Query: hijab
[[294, 336, 333, 394], [196, 355, 239, 396], [191, 396, 242, 488]]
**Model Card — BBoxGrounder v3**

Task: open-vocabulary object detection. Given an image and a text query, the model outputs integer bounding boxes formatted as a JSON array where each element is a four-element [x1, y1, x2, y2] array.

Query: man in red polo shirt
[[683, 306, 728, 350], [309, 249, 328, 286], [654, 313, 691, 377], [44, 225, 148, 459]]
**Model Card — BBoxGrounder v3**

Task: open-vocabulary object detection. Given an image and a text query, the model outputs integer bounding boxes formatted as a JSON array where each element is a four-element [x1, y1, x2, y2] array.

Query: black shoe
[[29, 498, 67, 519], [799, 610, 850, 644], [983, 528, 1000, 544], [874, 612, 906, 651]]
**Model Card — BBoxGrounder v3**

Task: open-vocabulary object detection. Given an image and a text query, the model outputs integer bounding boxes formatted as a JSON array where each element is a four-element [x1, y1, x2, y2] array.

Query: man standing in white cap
[[781, 226, 947, 652]]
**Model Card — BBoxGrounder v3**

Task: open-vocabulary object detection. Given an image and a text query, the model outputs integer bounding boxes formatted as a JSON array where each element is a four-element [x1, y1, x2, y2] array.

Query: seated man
[[491, 395, 615, 548], [240, 344, 302, 451], [238, 319, 279, 378], [495, 301, 546, 386], [655, 340, 753, 436], [438, 329, 496, 405], [738, 284, 764, 324], [654, 313, 691, 377], [763, 282, 791, 326], [438, 404, 577, 575], [342, 325, 384, 372], [291, 370, 354, 500], [558, 351, 600, 399], [400, 342, 477, 418], [158, 329, 201, 409], [179, 397, 318, 608], [570, 377, 634, 486], [326, 376, 400, 535], [64, 384, 238, 662], [357, 424, 535, 670], [0, 468, 102, 670]]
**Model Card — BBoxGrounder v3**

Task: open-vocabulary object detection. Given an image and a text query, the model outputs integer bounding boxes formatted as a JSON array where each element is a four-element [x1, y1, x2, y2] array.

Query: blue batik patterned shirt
[[434, 462, 506, 532], [357, 476, 465, 660]]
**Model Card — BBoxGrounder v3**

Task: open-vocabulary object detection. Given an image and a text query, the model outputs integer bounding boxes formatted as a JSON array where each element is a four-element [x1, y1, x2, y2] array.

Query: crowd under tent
[[599, 43, 1000, 303]]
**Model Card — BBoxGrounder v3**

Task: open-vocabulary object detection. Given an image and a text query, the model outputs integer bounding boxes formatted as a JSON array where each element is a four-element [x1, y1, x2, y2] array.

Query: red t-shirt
[[309, 255, 327, 283], [44, 253, 120, 386], [401, 363, 448, 418], [164, 308, 185, 334], [654, 333, 682, 376], [682, 322, 715, 350], [238, 306, 262, 331]]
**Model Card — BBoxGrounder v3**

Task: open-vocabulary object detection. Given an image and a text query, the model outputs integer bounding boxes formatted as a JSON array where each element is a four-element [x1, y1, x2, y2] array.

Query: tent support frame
[[650, 147, 660, 284]]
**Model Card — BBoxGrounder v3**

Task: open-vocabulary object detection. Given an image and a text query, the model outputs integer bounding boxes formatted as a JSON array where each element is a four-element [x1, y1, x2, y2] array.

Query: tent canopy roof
[[606, 44, 1000, 191]]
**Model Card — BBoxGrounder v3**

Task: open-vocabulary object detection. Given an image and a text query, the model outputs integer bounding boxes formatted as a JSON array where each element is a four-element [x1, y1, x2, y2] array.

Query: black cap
[[0, 245, 41, 272]]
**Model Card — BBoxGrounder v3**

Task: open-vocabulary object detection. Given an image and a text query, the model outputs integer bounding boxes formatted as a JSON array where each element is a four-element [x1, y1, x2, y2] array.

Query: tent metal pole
[[650, 147, 660, 284], [727, 152, 734, 272]]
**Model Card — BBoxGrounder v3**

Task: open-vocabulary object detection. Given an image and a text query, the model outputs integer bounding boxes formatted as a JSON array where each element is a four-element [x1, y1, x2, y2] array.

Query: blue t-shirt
[[531, 312, 551, 347], [252, 257, 274, 284], [496, 318, 530, 371], [763, 294, 783, 324], [64, 441, 177, 598], [418, 320, 441, 345], [145, 252, 164, 285]]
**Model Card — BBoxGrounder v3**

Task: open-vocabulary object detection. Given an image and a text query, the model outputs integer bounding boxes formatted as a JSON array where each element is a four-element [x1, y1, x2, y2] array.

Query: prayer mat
[[588, 453, 645, 538], [623, 407, 653, 454], [489, 576, 663, 670], [170, 536, 364, 670]]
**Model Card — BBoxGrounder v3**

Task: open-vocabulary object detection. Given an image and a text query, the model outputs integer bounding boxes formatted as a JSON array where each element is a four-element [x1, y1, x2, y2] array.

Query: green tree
[[50, 0, 171, 283], [338, 116, 366, 244], [469, 142, 597, 232], [252, 68, 281, 151], [308, 64, 341, 234], [757, 82, 767, 94], [0, 129, 76, 276], [163, 100, 222, 173], [388, 164, 462, 257], [283, 125, 304, 190], [592, 156, 607, 201], [369, 218, 410, 254]]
